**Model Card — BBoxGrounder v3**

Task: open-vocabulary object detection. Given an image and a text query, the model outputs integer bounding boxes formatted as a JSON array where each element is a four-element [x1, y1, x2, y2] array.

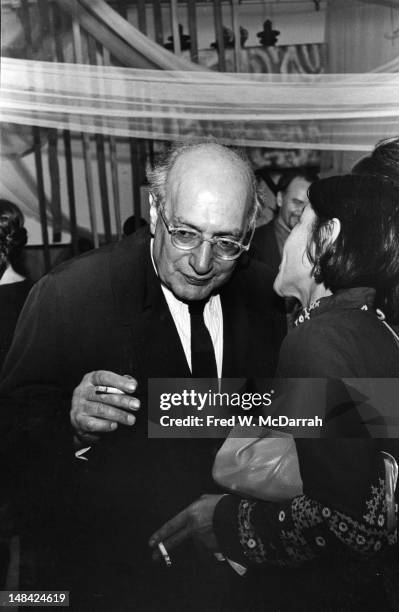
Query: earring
[[313, 261, 321, 279]]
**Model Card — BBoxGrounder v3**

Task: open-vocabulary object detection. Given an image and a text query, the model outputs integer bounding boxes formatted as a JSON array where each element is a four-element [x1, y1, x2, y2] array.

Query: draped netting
[[1, 58, 399, 151]]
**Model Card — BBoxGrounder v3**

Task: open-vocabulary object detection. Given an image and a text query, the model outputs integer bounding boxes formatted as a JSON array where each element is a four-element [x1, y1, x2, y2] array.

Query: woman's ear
[[320, 217, 341, 249], [328, 218, 341, 245], [149, 193, 158, 234]]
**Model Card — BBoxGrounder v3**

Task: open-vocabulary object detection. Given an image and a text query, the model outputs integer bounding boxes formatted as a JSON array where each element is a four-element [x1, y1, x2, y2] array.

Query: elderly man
[[1, 142, 280, 611], [250, 168, 318, 274]]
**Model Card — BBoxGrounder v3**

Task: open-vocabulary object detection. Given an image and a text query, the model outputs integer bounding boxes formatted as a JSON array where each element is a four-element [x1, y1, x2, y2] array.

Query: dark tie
[[188, 300, 218, 378]]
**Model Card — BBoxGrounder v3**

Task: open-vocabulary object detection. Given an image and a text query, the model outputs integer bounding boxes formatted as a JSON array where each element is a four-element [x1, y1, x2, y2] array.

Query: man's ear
[[276, 191, 283, 209], [149, 193, 158, 234]]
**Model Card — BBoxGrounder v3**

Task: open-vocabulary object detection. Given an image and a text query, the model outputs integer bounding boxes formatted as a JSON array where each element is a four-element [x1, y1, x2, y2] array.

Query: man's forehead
[[167, 189, 250, 228], [169, 145, 250, 183], [286, 176, 311, 195], [164, 174, 250, 235], [167, 156, 250, 202]]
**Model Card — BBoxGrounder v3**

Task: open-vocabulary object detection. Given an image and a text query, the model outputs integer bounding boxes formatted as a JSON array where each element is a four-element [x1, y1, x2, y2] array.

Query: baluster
[[33, 127, 51, 272], [136, 0, 154, 173], [130, 139, 144, 233], [231, 0, 241, 72], [102, 47, 122, 240], [39, 0, 63, 243], [187, 0, 199, 63], [213, 0, 226, 72], [20, 0, 50, 268], [47, 131, 62, 243], [19, 0, 33, 57], [153, 0, 164, 46], [72, 18, 99, 248], [137, 0, 147, 34], [170, 0, 181, 54], [87, 33, 112, 244], [50, 3, 79, 255], [120, 0, 145, 234], [37, 0, 52, 61]]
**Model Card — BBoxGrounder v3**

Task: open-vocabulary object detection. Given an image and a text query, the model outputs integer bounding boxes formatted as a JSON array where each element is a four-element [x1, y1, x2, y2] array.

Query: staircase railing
[[1, 0, 325, 274]]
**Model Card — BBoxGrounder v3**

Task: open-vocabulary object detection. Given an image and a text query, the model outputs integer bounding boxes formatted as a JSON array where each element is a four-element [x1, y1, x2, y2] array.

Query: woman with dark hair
[[221, 174, 399, 609], [0, 200, 32, 371], [150, 174, 399, 611], [352, 136, 399, 186], [276, 173, 399, 324]]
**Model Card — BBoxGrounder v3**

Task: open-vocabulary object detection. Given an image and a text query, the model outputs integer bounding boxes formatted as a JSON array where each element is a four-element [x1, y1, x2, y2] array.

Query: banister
[[53, 0, 205, 70]]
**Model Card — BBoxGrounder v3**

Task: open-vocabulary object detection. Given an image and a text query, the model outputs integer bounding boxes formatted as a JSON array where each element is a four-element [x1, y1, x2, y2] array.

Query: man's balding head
[[148, 141, 259, 225]]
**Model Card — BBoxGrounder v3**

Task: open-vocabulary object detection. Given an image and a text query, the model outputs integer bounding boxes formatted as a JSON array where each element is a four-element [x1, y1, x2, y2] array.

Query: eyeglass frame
[[156, 202, 256, 261]]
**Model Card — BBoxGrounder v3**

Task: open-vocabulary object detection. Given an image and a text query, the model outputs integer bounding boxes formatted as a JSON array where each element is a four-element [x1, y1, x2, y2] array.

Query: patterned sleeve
[[213, 458, 398, 568]]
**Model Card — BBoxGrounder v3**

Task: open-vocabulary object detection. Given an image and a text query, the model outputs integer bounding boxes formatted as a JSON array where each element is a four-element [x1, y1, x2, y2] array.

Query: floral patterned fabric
[[237, 461, 397, 568]]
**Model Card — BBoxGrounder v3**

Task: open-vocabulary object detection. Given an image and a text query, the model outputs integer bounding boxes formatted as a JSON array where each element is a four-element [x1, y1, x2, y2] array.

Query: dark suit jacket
[[249, 220, 291, 337], [0, 229, 281, 611], [249, 220, 281, 276]]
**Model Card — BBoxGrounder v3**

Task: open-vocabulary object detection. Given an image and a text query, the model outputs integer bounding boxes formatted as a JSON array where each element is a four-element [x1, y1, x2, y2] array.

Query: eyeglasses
[[158, 206, 255, 261]]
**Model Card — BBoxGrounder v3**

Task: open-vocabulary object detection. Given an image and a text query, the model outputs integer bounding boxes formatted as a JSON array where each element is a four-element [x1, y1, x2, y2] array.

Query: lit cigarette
[[95, 386, 125, 395], [158, 542, 172, 567]]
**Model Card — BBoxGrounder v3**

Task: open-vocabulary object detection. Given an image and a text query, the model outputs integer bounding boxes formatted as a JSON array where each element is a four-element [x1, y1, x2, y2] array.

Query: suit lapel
[[109, 230, 190, 379], [140, 260, 191, 378], [221, 260, 279, 379]]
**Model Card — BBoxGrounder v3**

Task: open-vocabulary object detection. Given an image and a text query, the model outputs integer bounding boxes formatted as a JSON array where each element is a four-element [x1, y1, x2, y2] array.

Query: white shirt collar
[[149, 239, 223, 376]]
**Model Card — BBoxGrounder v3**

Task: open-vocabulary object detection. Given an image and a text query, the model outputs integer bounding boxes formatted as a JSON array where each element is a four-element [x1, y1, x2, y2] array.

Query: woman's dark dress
[[0, 279, 33, 372], [214, 287, 399, 611], [0, 278, 32, 587]]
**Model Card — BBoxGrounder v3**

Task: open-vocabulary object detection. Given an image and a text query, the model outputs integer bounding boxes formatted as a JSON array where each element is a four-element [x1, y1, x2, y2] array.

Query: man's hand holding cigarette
[[70, 370, 140, 444]]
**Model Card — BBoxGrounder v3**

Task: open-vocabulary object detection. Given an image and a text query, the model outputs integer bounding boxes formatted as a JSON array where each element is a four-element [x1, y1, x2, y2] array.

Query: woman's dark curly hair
[[0, 200, 28, 275], [307, 174, 399, 321], [352, 137, 399, 186]]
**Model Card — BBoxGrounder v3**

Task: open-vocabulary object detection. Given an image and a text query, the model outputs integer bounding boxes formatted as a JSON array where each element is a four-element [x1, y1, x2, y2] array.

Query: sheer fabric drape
[[2, 58, 399, 151]]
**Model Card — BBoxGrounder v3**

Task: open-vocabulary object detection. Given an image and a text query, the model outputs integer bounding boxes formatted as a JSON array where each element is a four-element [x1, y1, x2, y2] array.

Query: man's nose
[[189, 240, 214, 275]]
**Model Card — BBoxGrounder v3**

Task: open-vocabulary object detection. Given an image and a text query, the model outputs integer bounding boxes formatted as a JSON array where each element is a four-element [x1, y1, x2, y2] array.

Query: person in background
[[122, 215, 148, 237], [0, 200, 32, 372], [253, 167, 279, 227], [250, 168, 318, 275], [150, 174, 399, 611], [0, 200, 32, 588], [250, 169, 318, 332]]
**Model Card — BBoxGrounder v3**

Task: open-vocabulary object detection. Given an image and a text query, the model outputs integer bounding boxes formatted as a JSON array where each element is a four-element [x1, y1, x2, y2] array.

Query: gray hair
[[147, 139, 261, 228]]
